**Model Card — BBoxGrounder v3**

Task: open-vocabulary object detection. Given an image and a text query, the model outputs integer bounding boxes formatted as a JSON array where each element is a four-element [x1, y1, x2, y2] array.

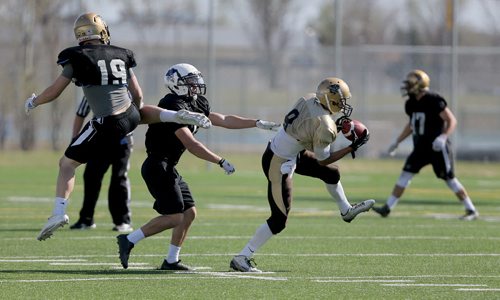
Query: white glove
[[280, 159, 296, 178], [256, 120, 280, 131], [218, 158, 235, 175], [387, 140, 399, 157], [25, 93, 37, 115], [432, 134, 447, 152]]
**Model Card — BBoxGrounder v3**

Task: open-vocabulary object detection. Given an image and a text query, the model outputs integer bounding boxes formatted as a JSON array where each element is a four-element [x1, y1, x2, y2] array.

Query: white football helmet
[[164, 63, 206, 98]]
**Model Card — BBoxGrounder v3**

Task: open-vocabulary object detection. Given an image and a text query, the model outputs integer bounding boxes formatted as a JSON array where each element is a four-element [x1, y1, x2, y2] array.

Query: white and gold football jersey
[[270, 93, 337, 161]]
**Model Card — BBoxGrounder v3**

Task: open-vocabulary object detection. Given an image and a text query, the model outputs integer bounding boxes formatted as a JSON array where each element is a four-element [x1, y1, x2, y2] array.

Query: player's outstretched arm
[[209, 112, 280, 130], [25, 75, 72, 115]]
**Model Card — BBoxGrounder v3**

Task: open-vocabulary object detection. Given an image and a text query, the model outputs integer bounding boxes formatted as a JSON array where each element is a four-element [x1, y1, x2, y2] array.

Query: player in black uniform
[[69, 97, 133, 232], [116, 63, 280, 270], [25, 13, 211, 241], [373, 70, 478, 220]]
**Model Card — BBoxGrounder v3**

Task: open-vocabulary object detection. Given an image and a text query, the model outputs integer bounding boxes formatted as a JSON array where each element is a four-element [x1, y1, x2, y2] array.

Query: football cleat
[[70, 221, 96, 230], [117, 234, 134, 269], [230, 255, 262, 273], [372, 204, 391, 218], [459, 210, 478, 221], [341, 199, 375, 223], [37, 214, 69, 241], [158, 260, 192, 271], [112, 223, 133, 233], [176, 109, 212, 129]]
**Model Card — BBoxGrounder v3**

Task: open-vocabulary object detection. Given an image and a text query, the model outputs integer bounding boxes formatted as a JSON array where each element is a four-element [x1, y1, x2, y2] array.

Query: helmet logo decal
[[329, 84, 344, 100]]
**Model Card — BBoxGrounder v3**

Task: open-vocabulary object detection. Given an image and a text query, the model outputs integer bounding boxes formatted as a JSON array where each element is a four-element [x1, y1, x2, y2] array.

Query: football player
[[372, 70, 478, 220], [116, 63, 280, 270], [25, 13, 212, 241], [229, 77, 374, 272]]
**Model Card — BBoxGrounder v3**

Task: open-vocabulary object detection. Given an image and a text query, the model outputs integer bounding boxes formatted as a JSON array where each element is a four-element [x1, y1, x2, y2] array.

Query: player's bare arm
[[127, 73, 144, 108], [439, 107, 457, 136], [29, 75, 72, 107], [209, 112, 257, 129], [318, 147, 353, 165], [175, 127, 222, 164]]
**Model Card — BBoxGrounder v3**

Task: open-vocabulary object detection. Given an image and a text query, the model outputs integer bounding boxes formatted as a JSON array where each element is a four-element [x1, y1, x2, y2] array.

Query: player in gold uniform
[[230, 77, 374, 272]]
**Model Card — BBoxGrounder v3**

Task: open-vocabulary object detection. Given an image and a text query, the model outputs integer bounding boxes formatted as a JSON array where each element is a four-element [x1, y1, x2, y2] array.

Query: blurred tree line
[[1, 0, 499, 151]]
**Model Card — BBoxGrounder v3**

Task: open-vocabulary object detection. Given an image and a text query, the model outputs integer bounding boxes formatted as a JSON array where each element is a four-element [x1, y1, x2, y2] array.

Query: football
[[340, 119, 369, 141]]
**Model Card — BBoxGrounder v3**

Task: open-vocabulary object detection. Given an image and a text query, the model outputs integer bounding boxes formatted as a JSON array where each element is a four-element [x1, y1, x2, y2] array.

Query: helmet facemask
[[179, 74, 206, 98]]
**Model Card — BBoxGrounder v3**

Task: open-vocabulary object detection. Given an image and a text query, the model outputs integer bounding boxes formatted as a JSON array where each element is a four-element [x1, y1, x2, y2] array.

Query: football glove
[[256, 120, 280, 131], [387, 140, 399, 157], [280, 159, 296, 178], [25, 93, 37, 115], [335, 116, 352, 132], [432, 134, 447, 152], [218, 158, 235, 175], [350, 129, 369, 159]]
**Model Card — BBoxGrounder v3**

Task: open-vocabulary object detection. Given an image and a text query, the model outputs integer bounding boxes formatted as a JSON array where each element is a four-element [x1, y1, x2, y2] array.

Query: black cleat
[[158, 260, 192, 271], [117, 234, 134, 269], [373, 204, 391, 217], [70, 221, 96, 230]]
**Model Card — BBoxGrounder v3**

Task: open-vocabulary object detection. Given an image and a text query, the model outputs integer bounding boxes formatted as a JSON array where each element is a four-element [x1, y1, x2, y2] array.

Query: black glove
[[335, 116, 352, 132], [350, 129, 369, 159]]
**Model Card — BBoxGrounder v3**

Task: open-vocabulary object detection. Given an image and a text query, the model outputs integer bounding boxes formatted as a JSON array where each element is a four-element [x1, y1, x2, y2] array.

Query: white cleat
[[230, 255, 262, 273], [37, 214, 69, 241], [341, 199, 375, 223], [176, 109, 212, 129], [112, 223, 134, 233], [459, 210, 479, 221]]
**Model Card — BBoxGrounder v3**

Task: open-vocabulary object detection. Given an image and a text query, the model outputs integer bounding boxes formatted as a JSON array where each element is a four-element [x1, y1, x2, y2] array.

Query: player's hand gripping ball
[[338, 117, 369, 141]]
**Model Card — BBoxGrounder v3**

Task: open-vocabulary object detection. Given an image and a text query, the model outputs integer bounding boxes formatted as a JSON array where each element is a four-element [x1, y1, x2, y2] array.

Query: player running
[[25, 13, 211, 241], [372, 69, 478, 220]]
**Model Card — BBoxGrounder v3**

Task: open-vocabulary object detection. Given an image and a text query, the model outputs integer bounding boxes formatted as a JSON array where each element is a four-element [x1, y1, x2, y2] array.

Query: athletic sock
[[462, 197, 476, 212], [159, 110, 177, 122], [326, 182, 351, 215], [52, 197, 68, 216], [127, 229, 145, 244], [386, 195, 399, 209], [166, 244, 181, 264], [239, 223, 273, 258]]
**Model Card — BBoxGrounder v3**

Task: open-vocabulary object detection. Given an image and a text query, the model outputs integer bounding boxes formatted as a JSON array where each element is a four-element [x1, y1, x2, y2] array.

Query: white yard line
[[456, 288, 500, 292], [383, 283, 488, 287]]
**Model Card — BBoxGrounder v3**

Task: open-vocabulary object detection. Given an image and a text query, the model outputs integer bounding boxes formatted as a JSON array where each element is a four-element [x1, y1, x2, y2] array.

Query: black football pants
[[77, 137, 132, 226]]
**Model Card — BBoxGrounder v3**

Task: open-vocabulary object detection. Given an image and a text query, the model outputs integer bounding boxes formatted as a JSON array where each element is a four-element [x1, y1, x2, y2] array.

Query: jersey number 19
[[97, 59, 127, 85]]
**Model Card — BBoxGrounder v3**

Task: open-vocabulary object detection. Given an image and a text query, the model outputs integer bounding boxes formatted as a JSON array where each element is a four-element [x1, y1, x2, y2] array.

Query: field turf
[[0, 150, 499, 299]]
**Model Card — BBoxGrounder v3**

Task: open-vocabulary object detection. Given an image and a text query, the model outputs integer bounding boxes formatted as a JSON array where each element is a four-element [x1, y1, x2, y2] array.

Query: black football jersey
[[404, 92, 447, 147], [57, 44, 136, 86], [145, 94, 211, 164]]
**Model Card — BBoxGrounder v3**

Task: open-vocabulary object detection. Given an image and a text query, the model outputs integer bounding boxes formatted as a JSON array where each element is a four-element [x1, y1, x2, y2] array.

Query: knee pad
[[396, 171, 414, 188], [446, 178, 464, 193]]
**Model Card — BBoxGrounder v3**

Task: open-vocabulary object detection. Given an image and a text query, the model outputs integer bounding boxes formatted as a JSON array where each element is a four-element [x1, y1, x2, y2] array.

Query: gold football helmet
[[316, 77, 353, 116], [73, 13, 110, 45], [401, 69, 430, 96]]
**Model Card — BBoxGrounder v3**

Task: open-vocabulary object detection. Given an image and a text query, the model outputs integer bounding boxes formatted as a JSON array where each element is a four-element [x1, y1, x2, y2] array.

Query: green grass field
[[1, 150, 499, 299]]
